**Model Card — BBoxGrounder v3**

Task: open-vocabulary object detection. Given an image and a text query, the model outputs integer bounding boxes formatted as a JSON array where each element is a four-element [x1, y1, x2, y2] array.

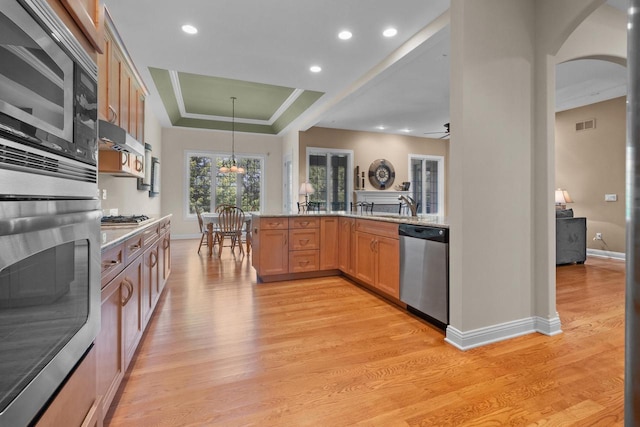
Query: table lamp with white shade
[[555, 188, 573, 210]]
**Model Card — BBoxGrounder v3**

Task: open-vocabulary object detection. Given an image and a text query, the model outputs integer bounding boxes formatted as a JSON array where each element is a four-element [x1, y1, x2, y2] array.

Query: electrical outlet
[[595, 232, 602, 240], [102, 189, 107, 200], [605, 194, 617, 202]]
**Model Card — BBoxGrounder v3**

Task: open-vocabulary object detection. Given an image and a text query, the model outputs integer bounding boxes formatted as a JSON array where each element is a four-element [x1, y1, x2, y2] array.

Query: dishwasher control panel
[[399, 224, 448, 243]]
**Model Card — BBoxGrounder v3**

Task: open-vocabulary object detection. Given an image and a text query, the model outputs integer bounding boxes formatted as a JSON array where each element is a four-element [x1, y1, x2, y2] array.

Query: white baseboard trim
[[587, 248, 625, 261], [534, 314, 563, 336], [173, 233, 201, 240], [445, 315, 562, 351]]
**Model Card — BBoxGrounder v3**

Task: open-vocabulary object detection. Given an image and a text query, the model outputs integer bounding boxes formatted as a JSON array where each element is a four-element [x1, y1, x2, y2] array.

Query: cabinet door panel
[[160, 229, 171, 288], [338, 218, 355, 274], [289, 250, 319, 273], [320, 217, 339, 270], [121, 257, 143, 369], [355, 231, 375, 285], [96, 278, 123, 418], [375, 236, 399, 298], [259, 230, 288, 275], [142, 242, 159, 327], [97, 33, 109, 121], [108, 42, 121, 125], [119, 65, 130, 133], [289, 229, 319, 251]]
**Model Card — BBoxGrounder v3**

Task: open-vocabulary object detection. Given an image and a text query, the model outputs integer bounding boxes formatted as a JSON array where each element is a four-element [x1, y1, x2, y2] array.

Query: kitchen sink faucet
[[398, 195, 418, 217]]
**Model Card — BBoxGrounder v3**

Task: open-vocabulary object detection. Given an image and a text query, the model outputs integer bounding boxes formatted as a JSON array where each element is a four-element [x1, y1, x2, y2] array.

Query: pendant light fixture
[[219, 96, 244, 174]]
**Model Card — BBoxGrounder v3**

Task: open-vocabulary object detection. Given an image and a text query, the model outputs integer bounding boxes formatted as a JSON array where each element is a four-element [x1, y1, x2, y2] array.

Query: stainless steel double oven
[[0, 0, 100, 425]]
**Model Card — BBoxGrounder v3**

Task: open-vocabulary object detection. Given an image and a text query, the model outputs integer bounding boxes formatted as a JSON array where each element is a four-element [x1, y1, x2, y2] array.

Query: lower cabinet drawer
[[289, 250, 319, 273]]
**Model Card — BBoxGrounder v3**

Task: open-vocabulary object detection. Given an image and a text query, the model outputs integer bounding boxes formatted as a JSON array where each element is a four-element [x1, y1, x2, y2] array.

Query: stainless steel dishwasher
[[399, 224, 449, 329]]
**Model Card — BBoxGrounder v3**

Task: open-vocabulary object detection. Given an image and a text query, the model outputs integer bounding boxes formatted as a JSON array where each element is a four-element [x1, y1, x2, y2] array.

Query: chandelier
[[219, 96, 244, 174]]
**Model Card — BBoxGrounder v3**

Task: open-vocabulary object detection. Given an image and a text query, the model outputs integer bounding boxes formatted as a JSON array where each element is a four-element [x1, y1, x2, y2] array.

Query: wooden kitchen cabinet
[[338, 217, 355, 275], [252, 217, 289, 276], [355, 231, 377, 285], [141, 240, 159, 328], [96, 262, 124, 419], [289, 249, 319, 273], [254, 215, 343, 280], [97, 11, 147, 174], [258, 229, 289, 275], [159, 219, 171, 288], [288, 216, 320, 273], [98, 151, 144, 178], [355, 219, 400, 298], [289, 228, 319, 251], [121, 257, 143, 369], [59, 0, 104, 53], [97, 216, 172, 423], [320, 217, 339, 270], [96, 255, 143, 416], [372, 235, 400, 297]]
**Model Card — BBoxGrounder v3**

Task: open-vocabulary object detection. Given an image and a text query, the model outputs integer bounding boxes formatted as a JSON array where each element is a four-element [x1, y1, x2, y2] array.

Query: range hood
[[98, 120, 145, 157]]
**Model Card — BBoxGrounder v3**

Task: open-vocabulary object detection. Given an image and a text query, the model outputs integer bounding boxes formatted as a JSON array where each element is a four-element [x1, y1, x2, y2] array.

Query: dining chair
[[214, 206, 246, 257], [195, 207, 210, 254]]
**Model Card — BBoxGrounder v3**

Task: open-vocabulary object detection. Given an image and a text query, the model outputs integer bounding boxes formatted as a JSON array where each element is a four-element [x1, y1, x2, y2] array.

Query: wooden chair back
[[215, 204, 235, 214], [195, 207, 204, 232], [217, 206, 245, 233]]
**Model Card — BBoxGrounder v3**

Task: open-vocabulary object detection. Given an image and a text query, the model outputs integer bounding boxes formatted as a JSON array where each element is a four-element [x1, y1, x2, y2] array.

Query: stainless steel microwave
[[0, 0, 98, 167], [0, 0, 99, 200]]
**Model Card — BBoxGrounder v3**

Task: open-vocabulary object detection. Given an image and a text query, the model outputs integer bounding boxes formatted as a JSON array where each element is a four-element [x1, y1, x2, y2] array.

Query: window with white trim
[[409, 155, 444, 215], [186, 151, 264, 215]]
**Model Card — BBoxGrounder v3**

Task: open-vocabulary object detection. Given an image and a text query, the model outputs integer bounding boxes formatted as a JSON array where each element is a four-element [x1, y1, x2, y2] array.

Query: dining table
[[201, 212, 252, 256]]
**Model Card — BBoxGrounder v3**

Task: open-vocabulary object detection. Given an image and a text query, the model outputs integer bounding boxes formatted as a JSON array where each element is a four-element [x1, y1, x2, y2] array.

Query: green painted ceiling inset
[[149, 67, 325, 135], [179, 72, 295, 120], [273, 90, 324, 134], [149, 68, 181, 124]]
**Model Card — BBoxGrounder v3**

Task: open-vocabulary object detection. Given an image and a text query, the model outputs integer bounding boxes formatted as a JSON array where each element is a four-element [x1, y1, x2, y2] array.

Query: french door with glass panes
[[409, 155, 444, 215], [307, 149, 353, 212]]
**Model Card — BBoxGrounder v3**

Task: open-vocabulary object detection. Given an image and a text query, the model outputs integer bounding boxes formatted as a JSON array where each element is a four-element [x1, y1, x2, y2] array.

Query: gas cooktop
[[101, 215, 151, 226]]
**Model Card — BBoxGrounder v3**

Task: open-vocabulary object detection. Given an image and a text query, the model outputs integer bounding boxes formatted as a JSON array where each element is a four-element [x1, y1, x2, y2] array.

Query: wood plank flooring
[[105, 240, 625, 426]]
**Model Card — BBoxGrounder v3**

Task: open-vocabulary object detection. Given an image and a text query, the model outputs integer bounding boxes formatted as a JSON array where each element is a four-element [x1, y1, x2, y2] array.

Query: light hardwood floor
[[105, 240, 625, 426]]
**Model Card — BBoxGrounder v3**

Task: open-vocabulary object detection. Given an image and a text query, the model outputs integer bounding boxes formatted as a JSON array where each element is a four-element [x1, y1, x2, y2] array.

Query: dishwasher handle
[[399, 224, 449, 243]]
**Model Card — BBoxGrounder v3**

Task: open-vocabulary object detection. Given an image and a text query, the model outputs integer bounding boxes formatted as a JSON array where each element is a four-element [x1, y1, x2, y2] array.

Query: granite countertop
[[100, 214, 172, 250], [251, 211, 449, 228]]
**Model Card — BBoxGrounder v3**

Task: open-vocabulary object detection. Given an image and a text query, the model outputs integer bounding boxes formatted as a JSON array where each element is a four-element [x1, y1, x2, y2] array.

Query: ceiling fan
[[424, 123, 450, 139]]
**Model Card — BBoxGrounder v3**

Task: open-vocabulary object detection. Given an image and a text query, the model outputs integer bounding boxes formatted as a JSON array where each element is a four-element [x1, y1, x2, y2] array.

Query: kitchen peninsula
[[251, 212, 448, 306]]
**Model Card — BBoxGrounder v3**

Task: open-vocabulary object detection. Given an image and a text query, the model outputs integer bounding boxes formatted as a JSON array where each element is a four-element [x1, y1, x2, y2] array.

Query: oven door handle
[[0, 209, 101, 236]]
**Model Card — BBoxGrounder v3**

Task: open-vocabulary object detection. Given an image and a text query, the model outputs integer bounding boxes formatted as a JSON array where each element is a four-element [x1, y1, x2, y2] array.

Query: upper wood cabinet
[[46, 0, 102, 57], [97, 10, 146, 141], [60, 0, 104, 53]]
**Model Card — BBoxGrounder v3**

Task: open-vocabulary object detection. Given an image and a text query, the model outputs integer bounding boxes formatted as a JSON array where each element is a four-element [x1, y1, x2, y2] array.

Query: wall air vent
[[0, 143, 97, 183], [575, 118, 596, 132]]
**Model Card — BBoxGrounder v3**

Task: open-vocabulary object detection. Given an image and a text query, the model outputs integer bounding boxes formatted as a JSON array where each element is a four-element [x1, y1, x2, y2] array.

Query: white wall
[[160, 127, 283, 236], [449, 0, 536, 334]]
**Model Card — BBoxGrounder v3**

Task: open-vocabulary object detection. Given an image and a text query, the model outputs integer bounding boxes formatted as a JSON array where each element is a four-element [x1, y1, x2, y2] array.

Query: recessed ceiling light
[[310, 65, 322, 73], [377, 125, 386, 130], [383, 27, 398, 38], [401, 128, 412, 133], [338, 30, 352, 40], [181, 24, 198, 35]]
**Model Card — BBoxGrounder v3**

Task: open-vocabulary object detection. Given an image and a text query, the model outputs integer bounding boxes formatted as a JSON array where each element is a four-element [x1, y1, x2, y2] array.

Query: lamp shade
[[555, 189, 573, 204], [299, 182, 315, 195]]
